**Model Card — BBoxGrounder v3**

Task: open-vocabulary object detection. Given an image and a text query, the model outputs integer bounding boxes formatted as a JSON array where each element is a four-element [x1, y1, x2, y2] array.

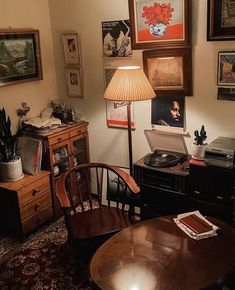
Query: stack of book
[[174, 211, 219, 240]]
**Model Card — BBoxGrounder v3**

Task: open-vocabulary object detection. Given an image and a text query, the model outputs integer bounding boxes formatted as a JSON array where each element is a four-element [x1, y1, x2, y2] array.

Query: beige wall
[[0, 0, 58, 132], [2, 1, 235, 168]]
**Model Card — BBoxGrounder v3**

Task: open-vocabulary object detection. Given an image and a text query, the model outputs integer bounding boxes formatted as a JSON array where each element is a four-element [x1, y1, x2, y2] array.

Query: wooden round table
[[90, 216, 235, 290]]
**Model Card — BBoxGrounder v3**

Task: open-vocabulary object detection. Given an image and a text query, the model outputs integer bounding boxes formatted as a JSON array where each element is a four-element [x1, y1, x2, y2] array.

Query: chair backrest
[[56, 162, 140, 216]]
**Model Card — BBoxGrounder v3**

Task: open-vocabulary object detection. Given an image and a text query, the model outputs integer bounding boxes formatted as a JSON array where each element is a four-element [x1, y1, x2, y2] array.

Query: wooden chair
[[56, 162, 140, 260]]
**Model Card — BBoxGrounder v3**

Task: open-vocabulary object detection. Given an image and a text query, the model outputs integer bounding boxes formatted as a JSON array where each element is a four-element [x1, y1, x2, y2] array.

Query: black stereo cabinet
[[134, 157, 235, 223]]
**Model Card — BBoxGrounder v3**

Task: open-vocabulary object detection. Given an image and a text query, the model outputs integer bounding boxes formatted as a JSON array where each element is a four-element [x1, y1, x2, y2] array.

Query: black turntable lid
[[144, 151, 181, 167]]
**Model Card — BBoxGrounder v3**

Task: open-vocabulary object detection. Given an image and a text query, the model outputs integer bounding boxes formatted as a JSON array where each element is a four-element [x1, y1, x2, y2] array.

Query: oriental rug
[[0, 218, 92, 290]]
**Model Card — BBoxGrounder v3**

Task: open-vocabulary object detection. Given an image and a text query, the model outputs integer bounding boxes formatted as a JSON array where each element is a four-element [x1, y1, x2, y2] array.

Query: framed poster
[[128, 0, 191, 49], [207, 0, 235, 41], [151, 95, 185, 129], [0, 29, 42, 87], [217, 51, 235, 86], [65, 65, 83, 98], [143, 47, 192, 96], [217, 87, 235, 101], [62, 32, 80, 64], [102, 20, 132, 58]]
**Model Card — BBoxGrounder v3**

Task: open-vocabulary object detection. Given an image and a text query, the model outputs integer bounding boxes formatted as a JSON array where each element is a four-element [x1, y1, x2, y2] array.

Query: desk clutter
[[174, 211, 219, 240]]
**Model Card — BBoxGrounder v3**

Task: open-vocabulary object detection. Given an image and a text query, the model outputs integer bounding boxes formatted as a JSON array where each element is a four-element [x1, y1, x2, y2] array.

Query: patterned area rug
[[0, 218, 92, 290]]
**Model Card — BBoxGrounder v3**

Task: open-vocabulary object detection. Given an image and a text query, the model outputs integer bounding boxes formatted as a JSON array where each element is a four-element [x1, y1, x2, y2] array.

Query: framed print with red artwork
[[128, 0, 191, 49]]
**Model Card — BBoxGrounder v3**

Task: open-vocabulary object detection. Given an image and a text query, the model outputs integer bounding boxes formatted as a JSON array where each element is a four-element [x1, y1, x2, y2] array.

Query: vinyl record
[[144, 151, 181, 167]]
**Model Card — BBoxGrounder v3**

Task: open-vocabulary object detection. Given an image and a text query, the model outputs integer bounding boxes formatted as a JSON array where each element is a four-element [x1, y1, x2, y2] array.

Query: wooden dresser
[[0, 171, 52, 239]]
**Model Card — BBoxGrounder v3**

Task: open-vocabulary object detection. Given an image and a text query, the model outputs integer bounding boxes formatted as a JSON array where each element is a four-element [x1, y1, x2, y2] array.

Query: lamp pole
[[127, 101, 133, 176]]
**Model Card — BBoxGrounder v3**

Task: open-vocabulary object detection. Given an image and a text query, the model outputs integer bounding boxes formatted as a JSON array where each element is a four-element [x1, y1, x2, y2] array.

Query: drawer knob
[[57, 137, 62, 142], [194, 190, 200, 195], [216, 195, 223, 200], [32, 189, 40, 196], [34, 204, 40, 211], [77, 130, 81, 134]]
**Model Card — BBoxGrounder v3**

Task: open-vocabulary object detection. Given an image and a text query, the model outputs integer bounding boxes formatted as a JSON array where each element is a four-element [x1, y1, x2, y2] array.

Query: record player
[[143, 130, 188, 167]]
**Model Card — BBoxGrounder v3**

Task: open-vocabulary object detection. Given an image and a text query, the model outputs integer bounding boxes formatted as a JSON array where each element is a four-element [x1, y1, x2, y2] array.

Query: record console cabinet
[[134, 157, 235, 224]]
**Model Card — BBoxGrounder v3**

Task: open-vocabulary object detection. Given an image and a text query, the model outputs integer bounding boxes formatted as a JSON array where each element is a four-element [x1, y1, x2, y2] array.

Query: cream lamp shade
[[103, 66, 156, 102]]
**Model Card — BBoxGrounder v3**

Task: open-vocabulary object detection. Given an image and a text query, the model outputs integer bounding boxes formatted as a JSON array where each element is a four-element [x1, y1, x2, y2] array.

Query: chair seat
[[71, 207, 132, 239]]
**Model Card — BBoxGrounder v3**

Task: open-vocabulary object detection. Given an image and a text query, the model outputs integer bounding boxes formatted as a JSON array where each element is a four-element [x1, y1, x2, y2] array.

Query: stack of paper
[[174, 211, 219, 240]]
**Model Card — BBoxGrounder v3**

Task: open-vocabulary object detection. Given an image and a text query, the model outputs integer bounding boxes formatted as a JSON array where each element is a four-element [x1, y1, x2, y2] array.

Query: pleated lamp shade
[[103, 66, 156, 102]]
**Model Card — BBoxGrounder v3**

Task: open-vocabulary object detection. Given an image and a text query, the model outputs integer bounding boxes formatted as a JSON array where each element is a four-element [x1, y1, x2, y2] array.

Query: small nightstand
[[0, 171, 52, 239]]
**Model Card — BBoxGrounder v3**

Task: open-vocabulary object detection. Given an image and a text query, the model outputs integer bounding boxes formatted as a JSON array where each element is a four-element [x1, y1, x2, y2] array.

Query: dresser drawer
[[69, 126, 87, 138], [18, 175, 50, 205], [20, 190, 51, 220], [22, 205, 53, 234], [48, 132, 69, 145]]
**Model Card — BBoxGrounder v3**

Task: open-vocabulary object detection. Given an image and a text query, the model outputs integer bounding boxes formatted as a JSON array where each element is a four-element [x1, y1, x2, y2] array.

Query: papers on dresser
[[174, 211, 219, 240]]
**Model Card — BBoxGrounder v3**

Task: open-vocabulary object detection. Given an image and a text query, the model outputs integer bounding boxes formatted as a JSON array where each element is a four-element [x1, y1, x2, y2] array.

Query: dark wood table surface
[[90, 216, 235, 290]]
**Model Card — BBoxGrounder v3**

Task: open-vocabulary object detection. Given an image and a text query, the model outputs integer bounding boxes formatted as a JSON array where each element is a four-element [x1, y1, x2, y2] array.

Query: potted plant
[[0, 108, 23, 181], [192, 125, 207, 160]]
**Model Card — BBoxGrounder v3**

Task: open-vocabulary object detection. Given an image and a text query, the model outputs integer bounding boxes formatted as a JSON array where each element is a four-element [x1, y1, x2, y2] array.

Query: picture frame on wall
[[65, 65, 83, 98], [128, 0, 191, 49], [0, 29, 42, 87], [207, 0, 235, 41], [62, 32, 80, 64], [151, 95, 185, 130], [143, 47, 192, 96], [217, 51, 235, 86]]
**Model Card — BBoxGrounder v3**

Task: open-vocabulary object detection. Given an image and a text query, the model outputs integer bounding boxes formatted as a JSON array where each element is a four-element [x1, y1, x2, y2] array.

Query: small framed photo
[[143, 47, 192, 96], [0, 29, 42, 87], [207, 0, 235, 41], [62, 32, 80, 64], [128, 0, 191, 49], [65, 65, 83, 98], [218, 51, 235, 86], [217, 87, 235, 101]]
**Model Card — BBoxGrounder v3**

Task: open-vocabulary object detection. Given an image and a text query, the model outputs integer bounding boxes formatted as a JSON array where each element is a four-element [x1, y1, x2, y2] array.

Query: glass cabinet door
[[52, 143, 70, 178], [72, 136, 88, 166]]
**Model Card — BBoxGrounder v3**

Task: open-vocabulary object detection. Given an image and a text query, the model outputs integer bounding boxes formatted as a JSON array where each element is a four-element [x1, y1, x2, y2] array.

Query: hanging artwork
[[102, 20, 132, 58], [151, 95, 185, 130], [128, 0, 191, 49]]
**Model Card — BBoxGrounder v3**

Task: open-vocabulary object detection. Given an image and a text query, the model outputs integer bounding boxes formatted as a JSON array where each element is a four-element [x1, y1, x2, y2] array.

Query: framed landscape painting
[[128, 0, 191, 49], [0, 29, 42, 87], [207, 0, 235, 41]]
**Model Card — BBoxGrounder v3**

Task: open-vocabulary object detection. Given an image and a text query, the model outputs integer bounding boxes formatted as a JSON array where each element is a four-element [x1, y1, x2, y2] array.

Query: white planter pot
[[0, 157, 24, 182], [192, 143, 207, 160]]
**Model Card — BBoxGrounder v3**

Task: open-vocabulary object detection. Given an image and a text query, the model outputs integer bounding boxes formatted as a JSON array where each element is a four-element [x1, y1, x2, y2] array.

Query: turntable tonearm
[[143, 130, 188, 167]]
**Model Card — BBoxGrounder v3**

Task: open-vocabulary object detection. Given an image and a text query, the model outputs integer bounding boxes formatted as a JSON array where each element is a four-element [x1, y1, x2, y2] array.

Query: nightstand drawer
[[18, 175, 50, 205], [20, 190, 51, 220], [48, 132, 69, 145], [22, 205, 53, 234], [70, 126, 87, 138]]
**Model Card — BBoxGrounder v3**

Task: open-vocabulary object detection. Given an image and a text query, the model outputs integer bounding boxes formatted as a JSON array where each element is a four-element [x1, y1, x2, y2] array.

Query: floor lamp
[[103, 66, 156, 176]]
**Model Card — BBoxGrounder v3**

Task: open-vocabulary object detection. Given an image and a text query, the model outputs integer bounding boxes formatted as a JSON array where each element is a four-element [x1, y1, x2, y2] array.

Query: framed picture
[[217, 87, 235, 101], [217, 51, 235, 86], [207, 0, 235, 41], [128, 0, 191, 49], [106, 101, 135, 129], [102, 20, 132, 58], [151, 95, 185, 129], [0, 29, 42, 87], [62, 32, 80, 64], [65, 65, 83, 98], [143, 47, 192, 96]]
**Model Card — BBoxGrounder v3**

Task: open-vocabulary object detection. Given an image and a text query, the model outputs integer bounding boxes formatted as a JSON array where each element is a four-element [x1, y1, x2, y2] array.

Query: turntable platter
[[144, 151, 181, 167]]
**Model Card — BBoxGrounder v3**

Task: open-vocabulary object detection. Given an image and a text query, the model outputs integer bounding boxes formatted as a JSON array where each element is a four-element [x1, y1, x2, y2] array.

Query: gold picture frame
[[62, 32, 80, 64], [65, 65, 83, 98]]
